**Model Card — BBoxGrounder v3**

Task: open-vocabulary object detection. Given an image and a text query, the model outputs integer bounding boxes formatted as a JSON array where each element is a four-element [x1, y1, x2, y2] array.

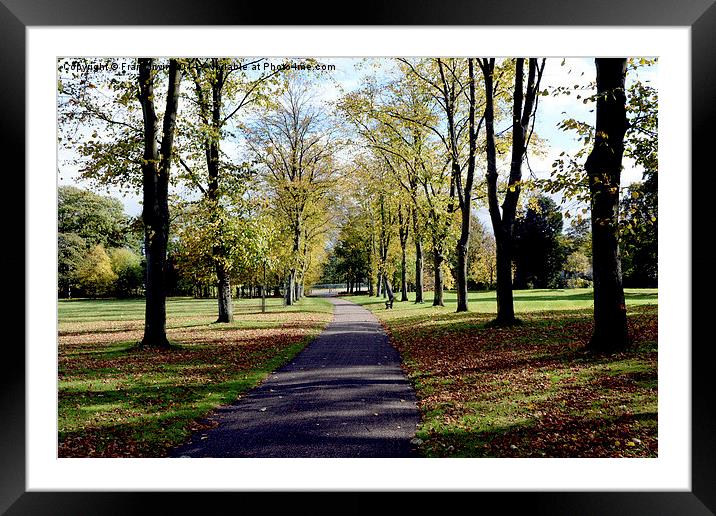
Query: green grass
[[351, 287, 657, 314], [351, 287, 658, 458], [58, 296, 333, 457], [59, 295, 330, 324]]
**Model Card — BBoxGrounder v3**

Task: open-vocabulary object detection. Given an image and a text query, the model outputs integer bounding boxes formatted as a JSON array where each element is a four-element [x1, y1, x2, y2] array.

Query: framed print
[[3, 0, 715, 513]]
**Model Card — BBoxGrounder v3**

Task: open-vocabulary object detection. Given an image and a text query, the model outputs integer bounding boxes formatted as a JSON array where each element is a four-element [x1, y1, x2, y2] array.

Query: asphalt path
[[171, 296, 420, 458]]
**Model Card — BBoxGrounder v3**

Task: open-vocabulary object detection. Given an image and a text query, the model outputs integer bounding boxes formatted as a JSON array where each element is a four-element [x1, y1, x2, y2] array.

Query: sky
[[57, 57, 657, 229]]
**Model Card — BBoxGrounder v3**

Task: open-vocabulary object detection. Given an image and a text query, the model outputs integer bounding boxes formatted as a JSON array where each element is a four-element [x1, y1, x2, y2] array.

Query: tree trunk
[[376, 272, 383, 297], [414, 235, 424, 303], [494, 238, 515, 324], [216, 261, 233, 323], [286, 269, 295, 305], [585, 58, 630, 352], [400, 246, 408, 302], [139, 58, 181, 348], [398, 205, 410, 302], [456, 238, 469, 312], [433, 247, 444, 307]]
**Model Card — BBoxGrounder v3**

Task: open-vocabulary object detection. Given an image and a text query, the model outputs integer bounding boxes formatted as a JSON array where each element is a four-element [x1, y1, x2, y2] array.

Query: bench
[[385, 297, 394, 309]]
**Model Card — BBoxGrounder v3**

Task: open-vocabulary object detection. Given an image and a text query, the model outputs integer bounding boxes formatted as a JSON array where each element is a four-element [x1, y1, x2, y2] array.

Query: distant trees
[[620, 182, 657, 287], [57, 186, 142, 298], [74, 244, 118, 297], [559, 218, 592, 287], [249, 80, 337, 305], [332, 211, 371, 293], [58, 232, 86, 298], [620, 73, 658, 288], [58, 186, 131, 249], [512, 196, 566, 290], [109, 248, 144, 297], [463, 216, 496, 291]]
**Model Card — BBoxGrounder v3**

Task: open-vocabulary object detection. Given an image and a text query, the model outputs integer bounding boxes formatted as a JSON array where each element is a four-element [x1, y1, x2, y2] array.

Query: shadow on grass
[[418, 411, 658, 458], [58, 361, 296, 457]]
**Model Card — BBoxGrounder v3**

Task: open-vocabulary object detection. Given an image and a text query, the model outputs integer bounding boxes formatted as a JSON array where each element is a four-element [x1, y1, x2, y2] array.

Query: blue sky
[[58, 57, 657, 228]]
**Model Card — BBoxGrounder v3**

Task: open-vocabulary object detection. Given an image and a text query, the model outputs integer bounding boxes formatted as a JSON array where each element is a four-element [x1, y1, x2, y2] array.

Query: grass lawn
[[353, 288, 658, 458], [58, 296, 333, 457]]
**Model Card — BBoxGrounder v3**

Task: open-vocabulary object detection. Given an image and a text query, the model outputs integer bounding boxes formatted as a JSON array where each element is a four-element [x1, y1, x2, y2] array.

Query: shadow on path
[[171, 297, 420, 457]]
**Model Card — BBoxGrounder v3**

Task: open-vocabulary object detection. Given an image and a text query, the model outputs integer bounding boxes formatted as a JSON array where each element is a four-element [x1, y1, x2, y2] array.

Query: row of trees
[[59, 58, 338, 347], [334, 58, 548, 318], [58, 186, 143, 298], [328, 57, 656, 352], [59, 56, 657, 353], [323, 194, 593, 295]]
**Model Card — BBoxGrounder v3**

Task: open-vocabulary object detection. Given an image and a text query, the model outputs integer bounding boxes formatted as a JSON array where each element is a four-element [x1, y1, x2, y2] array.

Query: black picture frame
[[2, 0, 713, 513]]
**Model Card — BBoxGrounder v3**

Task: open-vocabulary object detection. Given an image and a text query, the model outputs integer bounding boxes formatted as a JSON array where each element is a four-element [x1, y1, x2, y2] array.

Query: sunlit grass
[[352, 287, 658, 458], [58, 296, 333, 457], [352, 287, 657, 315]]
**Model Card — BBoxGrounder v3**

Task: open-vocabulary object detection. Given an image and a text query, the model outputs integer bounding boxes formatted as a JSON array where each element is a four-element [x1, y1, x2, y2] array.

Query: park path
[[171, 296, 420, 458]]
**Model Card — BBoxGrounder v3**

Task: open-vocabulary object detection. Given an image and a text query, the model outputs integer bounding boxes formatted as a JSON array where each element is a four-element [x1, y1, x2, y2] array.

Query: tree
[[563, 251, 592, 287], [620, 75, 658, 288], [512, 195, 567, 289], [58, 232, 86, 298], [138, 58, 183, 348], [564, 217, 592, 258], [398, 58, 484, 311], [332, 210, 372, 293], [397, 203, 410, 301], [109, 247, 144, 297], [75, 244, 118, 297], [337, 66, 439, 304], [248, 80, 337, 306], [58, 186, 129, 248], [585, 58, 630, 352], [481, 58, 545, 325], [620, 182, 657, 287], [179, 58, 281, 322]]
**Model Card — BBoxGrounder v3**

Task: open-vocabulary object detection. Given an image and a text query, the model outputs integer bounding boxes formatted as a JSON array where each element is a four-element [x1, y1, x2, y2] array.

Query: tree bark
[[414, 238, 424, 303], [456, 238, 469, 312], [139, 58, 181, 348], [585, 58, 630, 352], [398, 204, 409, 302], [286, 269, 295, 305], [400, 247, 408, 302], [413, 208, 424, 303], [432, 246, 444, 307], [495, 239, 515, 324], [216, 261, 233, 323]]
